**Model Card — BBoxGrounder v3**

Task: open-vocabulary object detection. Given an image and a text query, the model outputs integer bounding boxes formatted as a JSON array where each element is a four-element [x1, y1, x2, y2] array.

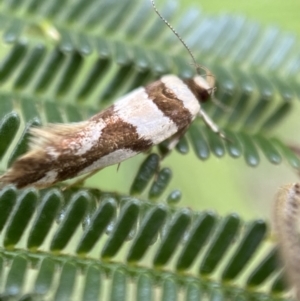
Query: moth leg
[[159, 126, 189, 159], [167, 134, 183, 151], [155, 127, 188, 181], [198, 109, 227, 140], [62, 169, 102, 190]]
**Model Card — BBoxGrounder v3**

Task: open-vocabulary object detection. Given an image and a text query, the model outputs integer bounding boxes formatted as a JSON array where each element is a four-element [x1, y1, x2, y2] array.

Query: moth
[[0, 1, 225, 189], [273, 183, 300, 300]]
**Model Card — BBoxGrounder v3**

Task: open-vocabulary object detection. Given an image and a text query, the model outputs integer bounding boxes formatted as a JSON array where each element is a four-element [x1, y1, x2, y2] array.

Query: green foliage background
[[0, 0, 300, 300]]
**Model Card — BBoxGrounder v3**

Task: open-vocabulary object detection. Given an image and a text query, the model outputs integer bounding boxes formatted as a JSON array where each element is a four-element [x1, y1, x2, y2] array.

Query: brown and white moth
[[273, 183, 300, 300], [0, 1, 225, 189]]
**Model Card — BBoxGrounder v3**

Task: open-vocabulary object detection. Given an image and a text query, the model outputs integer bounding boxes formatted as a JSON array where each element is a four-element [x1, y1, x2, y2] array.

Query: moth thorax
[[184, 75, 213, 103]]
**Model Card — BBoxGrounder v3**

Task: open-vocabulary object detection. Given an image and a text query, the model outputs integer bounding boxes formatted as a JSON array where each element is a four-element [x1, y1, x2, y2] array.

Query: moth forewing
[[0, 74, 223, 189], [0, 0, 225, 189]]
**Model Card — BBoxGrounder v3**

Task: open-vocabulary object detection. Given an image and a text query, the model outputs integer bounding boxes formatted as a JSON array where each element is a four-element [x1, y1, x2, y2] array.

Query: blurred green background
[[86, 0, 300, 221], [196, 0, 300, 35]]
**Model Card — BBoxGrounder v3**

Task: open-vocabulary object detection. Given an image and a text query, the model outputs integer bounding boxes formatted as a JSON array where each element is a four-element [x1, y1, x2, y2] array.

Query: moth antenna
[[150, 0, 201, 75], [150, 0, 229, 110], [150, 0, 231, 137]]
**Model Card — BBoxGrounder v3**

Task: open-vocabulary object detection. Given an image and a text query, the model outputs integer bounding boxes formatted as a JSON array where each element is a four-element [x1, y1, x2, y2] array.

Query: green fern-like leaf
[[0, 0, 299, 300], [0, 185, 290, 300]]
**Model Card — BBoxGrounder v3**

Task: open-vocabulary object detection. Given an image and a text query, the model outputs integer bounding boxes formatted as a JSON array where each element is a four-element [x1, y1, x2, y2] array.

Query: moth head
[[184, 75, 215, 104], [194, 75, 216, 102], [186, 75, 229, 112]]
